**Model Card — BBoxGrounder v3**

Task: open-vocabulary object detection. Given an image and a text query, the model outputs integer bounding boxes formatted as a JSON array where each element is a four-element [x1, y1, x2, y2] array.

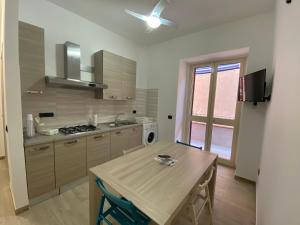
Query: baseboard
[[15, 205, 29, 215], [234, 175, 256, 185], [216, 158, 236, 168], [29, 189, 59, 206]]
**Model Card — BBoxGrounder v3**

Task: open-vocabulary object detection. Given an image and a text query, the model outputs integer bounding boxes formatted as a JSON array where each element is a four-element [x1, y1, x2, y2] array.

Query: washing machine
[[142, 122, 158, 145]]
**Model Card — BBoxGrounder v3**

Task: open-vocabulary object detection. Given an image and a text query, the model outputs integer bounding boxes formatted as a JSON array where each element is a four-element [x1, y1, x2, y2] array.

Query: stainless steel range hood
[[45, 42, 107, 89]]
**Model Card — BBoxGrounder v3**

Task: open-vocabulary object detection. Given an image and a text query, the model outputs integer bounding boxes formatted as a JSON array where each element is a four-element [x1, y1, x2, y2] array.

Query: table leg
[[89, 172, 102, 225]]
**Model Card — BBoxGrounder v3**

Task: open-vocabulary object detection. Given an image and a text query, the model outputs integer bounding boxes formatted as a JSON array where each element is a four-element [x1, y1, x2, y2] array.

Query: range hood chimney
[[64, 42, 81, 80], [45, 42, 107, 89]]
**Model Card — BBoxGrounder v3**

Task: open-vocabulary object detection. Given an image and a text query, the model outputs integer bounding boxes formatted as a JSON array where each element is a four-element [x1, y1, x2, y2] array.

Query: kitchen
[[20, 19, 160, 203]]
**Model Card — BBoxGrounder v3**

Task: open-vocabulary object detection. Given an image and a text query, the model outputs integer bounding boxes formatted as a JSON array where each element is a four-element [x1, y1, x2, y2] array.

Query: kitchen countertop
[[24, 123, 142, 147]]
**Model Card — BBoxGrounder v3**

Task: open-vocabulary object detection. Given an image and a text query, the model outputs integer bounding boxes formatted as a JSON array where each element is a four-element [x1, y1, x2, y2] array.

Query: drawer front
[[55, 137, 87, 187], [25, 143, 55, 199], [87, 132, 110, 168], [110, 129, 129, 159], [127, 126, 143, 149]]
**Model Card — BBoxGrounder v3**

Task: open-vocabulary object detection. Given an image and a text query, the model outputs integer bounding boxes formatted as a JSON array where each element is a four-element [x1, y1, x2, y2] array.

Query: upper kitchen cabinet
[[19, 21, 45, 95], [94, 50, 136, 100], [121, 56, 136, 100]]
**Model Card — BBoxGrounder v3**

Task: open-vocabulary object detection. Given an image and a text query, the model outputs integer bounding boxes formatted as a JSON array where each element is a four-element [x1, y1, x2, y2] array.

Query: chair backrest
[[176, 140, 203, 150], [199, 167, 215, 189], [95, 178, 142, 224]]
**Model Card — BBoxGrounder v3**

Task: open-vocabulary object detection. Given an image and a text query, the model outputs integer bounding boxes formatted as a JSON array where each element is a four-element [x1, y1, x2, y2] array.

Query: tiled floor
[[0, 159, 15, 219], [0, 160, 255, 225]]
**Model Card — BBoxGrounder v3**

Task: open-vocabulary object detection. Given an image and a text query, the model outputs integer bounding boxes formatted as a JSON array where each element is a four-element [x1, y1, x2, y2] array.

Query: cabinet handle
[[30, 145, 50, 152], [25, 90, 43, 95], [38, 146, 50, 151], [126, 97, 132, 100], [116, 131, 122, 135], [94, 135, 104, 140], [64, 140, 78, 145], [110, 96, 117, 99]]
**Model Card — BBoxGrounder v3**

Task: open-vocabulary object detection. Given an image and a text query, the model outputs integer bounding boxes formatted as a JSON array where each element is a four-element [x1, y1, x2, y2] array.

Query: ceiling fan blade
[[145, 27, 154, 33], [151, 0, 167, 17], [160, 17, 177, 28], [125, 9, 148, 22]]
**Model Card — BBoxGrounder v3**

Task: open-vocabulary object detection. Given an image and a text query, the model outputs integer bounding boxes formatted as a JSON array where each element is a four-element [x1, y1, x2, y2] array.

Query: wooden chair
[[123, 144, 146, 155], [187, 167, 215, 225]]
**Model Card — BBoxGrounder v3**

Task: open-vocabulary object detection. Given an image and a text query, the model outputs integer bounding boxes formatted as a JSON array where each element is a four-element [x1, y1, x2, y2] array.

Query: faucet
[[115, 113, 125, 126]]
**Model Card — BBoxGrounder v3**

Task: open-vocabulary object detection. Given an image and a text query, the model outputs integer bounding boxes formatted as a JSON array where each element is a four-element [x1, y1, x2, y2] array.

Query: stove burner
[[59, 125, 96, 135]]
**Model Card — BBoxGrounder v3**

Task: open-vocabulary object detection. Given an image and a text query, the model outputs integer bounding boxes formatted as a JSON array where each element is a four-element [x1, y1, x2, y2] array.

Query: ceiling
[[46, 0, 275, 45]]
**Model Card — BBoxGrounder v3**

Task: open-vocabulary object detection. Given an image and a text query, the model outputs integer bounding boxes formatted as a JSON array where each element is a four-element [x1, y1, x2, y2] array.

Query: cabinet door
[[87, 132, 110, 169], [127, 126, 143, 149], [110, 129, 129, 159], [19, 21, 45, 95], [121, 57, 136, 100], [55, 137, 87, 187], [94, 50, 136, 100], [25, 143, 55, 199], [103, 51, 123, 100]]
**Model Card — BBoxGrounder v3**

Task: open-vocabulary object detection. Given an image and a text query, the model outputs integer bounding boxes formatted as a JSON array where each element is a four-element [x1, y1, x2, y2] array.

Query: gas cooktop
[[59, 125, 96, 135]]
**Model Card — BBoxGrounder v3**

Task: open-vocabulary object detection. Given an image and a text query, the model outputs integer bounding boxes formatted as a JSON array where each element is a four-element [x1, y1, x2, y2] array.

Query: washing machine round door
[[146, 131, 156, 145]]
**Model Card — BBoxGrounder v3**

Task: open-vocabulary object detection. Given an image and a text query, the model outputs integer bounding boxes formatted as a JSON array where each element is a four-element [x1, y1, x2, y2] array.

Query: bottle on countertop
[[26, 114, 35, 137], [90, 114, 98, 127]]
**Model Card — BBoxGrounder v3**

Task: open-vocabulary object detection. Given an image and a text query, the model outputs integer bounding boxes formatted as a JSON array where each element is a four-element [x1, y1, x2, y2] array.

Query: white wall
[[18, 0, 147, 89], [257, 1, 300, 224], [2, 0, 29, 209], [0, 0, 6, 158], [146, 12, 275, 181]]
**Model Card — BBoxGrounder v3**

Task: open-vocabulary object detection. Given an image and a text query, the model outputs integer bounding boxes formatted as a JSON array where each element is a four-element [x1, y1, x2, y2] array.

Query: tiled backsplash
[[146, 89, 159, 118], [22, 87, 158, 127]]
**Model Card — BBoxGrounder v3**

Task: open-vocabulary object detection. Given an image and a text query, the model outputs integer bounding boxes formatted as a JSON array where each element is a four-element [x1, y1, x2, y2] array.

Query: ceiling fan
[[125, 0, 177, 30]]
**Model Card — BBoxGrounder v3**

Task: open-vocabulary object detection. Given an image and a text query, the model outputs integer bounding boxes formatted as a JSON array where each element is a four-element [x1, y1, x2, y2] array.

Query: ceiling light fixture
[[146, 16, 161, 29], [125, 0, 177, 31]]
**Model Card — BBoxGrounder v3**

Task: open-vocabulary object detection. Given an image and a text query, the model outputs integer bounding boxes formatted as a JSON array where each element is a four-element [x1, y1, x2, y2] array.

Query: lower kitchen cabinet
[[127, 125, 143, 149], [25, 143, 55, 199], [87, 132, 110, 168], [24, 125, 143, 199], [55, 137, 87, 187], [110, 129, 129, 159]]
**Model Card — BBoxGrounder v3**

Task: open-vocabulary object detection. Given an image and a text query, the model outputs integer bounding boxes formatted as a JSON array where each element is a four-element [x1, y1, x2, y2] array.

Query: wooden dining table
[[89, 141, 218, 225]]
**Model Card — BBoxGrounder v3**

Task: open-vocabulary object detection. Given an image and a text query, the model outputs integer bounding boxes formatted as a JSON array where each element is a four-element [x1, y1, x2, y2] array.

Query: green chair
[[95, 178, 151, 225], [176, 140, 203, 150]]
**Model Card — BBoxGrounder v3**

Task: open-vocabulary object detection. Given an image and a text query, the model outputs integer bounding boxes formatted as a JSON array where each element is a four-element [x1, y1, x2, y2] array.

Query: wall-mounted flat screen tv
[[239, 69, 266, 104]]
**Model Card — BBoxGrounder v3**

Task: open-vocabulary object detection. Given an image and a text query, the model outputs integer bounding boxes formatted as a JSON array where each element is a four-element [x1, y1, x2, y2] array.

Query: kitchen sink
[[117, 121, 137, 126], [105, 121, 138, 128]]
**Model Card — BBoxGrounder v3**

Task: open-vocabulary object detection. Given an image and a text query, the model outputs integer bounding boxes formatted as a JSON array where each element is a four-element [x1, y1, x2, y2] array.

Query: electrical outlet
[[39, 112, 54, 118]]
